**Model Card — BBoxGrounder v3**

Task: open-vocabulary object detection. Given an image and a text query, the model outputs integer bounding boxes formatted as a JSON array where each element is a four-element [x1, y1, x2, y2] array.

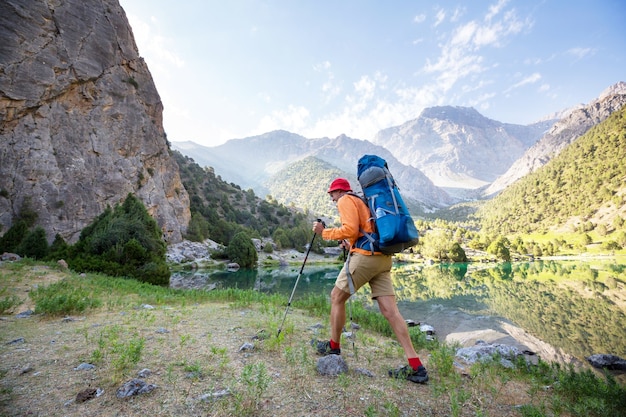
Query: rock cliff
[[0, 0, 190, 243]]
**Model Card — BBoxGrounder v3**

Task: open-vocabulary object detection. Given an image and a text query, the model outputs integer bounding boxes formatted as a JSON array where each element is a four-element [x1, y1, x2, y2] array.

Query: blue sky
[[119, 0, 625, 147]]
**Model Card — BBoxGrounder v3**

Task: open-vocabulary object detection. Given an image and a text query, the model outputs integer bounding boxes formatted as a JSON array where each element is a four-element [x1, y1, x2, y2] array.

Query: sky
[[118, 0, 626, 148]]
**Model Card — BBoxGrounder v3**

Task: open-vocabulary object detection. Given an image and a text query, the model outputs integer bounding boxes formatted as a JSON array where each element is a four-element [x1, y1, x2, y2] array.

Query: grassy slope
[[1, 261, 624, 417]]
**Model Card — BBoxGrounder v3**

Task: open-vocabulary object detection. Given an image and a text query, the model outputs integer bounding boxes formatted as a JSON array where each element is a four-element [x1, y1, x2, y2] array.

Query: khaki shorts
[[336, 252, 394, 299]]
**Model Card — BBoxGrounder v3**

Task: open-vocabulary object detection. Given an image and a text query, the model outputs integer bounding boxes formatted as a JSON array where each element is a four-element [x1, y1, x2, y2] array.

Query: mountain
[[172, 132, 454, 214], [264, 156, 347, 219], [484, 82, 626, 196], [172, 151, 309, 245], [0, 0, 190, 243], [477, 104, 626, 235], [371, 106, 555, 192]]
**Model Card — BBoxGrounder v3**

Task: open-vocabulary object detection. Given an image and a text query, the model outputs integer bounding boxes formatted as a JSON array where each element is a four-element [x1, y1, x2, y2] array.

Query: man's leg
[[376, 295, 418, 358], [377, 294, 428, 383], [330, 285, 351, 345]]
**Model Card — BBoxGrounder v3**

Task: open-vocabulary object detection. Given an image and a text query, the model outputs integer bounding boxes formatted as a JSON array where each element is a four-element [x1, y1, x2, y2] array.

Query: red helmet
[[327, 178, 352, 193]]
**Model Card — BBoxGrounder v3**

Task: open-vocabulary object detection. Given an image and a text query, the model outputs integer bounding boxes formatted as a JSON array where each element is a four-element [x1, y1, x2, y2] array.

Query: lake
[[171, 259, 626, 370]]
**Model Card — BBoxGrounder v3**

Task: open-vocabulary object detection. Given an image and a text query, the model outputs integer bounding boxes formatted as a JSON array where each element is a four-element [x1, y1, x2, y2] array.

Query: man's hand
[[339, 239, 350, 249], [312, 220, 325, 235]]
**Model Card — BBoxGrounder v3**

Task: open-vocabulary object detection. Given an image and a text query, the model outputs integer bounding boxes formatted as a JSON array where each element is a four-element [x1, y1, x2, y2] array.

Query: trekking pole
[[277, 219, 323, 337], [343, 241, 357, 356]]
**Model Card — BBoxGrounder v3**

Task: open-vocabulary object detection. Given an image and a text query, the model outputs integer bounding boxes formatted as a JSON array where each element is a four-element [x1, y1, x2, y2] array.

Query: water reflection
[[391, 260, 626, 363], [171, 264, 341, 296], [171, 259, 626, 364]]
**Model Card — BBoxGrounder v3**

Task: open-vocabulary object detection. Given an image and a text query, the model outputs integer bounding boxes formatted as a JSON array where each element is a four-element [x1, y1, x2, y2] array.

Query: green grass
[[0, 293, 21, 314], [2, 261, 625, 415]]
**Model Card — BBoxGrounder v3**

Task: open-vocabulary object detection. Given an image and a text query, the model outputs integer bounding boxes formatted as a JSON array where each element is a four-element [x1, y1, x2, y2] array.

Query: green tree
[[16, 226, 49, 259], [227, 232, 258, 268], [448, 242, 468, 262], [0, 220, 28, 253], [47, 234, 69, 260], [272, 228, 290, 250], [421, 229, 451, 261], [186, 211, 210, 242], [487, 237, 511, 261]]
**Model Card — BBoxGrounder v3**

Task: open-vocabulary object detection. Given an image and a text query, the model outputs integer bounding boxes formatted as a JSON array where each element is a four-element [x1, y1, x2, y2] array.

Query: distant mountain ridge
[[173, 82, 626, 218], [485, 82, 626, 196], [371, 106, 555, 190], [173, 132, 454, 213]]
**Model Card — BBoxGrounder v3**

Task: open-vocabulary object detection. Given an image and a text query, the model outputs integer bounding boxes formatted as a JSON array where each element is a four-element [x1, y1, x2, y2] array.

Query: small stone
[[116, 378, 157, 398], [137, 368, 152, 378], [354, 368, 375, 378], [317, 355, 348, 376], [76, 387, 98, 403], [238, 342, 254, 352], [199, 389, 231, 402], [20, 364, 33, 374], [6, 337, 25, 345], [15, 310, 33, 318], [74, 363, 96, 371]]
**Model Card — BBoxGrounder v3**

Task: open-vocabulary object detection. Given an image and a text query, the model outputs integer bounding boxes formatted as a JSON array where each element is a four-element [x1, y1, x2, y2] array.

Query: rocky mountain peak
[[419, 106, 495, 128], [0, 0, 190, 243], [372, 106, 549, 192]]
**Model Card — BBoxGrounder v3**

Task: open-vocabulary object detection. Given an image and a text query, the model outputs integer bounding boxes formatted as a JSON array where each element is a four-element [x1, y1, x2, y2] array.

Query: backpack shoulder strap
[[346, 192, 377, 255]]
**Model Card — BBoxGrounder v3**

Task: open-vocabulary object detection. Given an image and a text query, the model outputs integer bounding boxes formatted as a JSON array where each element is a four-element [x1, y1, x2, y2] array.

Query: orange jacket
[[321, 193, 380, 255]]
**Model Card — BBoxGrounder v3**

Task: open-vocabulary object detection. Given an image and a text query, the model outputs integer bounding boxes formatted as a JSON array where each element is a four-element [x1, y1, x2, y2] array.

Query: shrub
[[16, 226, 49, 259], [0, 294, 21, 314], [67, 194, 170, 285], [0, 220, 28, 253], [29, 279, 102, 315], [227, 232, 258, 268], [263, 242, 274, 253]]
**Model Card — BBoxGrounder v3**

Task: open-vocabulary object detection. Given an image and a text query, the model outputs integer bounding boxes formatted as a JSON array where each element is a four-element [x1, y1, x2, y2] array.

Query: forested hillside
[[477, 105, 626, 236], [173, 152, 314, 249], [265, 156, 347, 220]]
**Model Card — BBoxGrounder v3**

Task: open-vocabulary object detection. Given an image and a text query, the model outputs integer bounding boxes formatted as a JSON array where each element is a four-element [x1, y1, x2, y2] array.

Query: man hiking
[[311, 177, 428, 383]]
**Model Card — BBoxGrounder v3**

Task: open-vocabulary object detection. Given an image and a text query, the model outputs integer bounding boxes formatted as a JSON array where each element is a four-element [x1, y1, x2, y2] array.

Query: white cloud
[[450, 7, 465, 22], [422, 1, 530, 95], [314, 61, 341, 103], [485, 0, 509, 22], [433, 9, 446, 27], [503, 72, 541, 93], [313, 61, 331, 72], [414, 14, 426, 24], [126, 13, 185, 73], [254, 105, 310, 135], [567, 47, 594, 60]]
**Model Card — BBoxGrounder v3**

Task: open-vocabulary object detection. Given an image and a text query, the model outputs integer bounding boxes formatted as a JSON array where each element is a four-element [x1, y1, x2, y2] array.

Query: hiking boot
[[311, 339, 341, 356], [388, 365, 429, 383]]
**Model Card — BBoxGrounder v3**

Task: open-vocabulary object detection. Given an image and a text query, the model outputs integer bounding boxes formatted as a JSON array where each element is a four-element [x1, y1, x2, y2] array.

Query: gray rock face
[[0, 0, 190, 243], [586, 354, 626, 371]]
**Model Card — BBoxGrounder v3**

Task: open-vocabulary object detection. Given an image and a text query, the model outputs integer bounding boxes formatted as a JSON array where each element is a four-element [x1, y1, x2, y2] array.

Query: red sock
[[330, 339, 340, 350], [408, 357, 422, 370]]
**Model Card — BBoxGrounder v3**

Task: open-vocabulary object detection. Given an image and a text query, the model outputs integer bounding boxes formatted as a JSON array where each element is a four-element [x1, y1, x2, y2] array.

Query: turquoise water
[[171, 259, 626, 364]]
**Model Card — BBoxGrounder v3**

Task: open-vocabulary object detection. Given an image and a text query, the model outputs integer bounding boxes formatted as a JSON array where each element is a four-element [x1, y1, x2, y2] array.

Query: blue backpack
[[353, 155, 420, 255]]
